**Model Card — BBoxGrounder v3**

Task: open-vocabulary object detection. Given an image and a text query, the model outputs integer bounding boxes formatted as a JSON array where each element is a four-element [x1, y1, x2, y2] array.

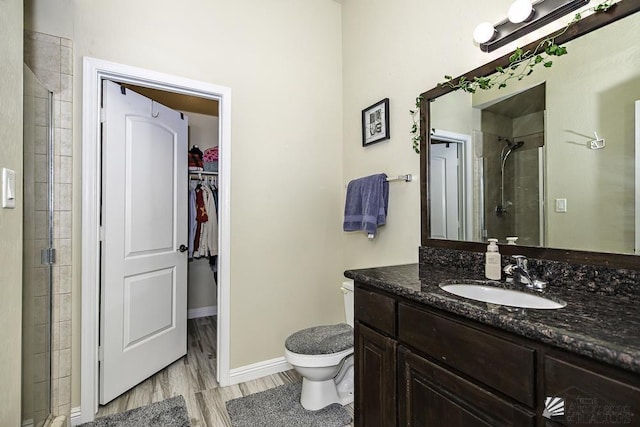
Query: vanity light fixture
[[475, 0, 590, 52], [473, 22, 498, 44], [508, 0, 535, 24]]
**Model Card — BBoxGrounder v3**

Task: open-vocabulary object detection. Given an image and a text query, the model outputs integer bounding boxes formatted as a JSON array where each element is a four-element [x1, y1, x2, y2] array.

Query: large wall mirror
[[420, 1, 640, 269]]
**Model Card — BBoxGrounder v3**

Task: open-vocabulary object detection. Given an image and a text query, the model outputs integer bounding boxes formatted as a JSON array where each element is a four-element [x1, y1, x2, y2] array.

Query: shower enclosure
[[476, 83, 546, 247], [22, 65, 54, 427], [482, 131, 544, 246]]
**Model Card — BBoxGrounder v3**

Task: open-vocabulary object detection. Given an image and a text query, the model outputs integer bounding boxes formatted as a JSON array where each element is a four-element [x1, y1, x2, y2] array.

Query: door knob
[[178, 244, 188, 253]]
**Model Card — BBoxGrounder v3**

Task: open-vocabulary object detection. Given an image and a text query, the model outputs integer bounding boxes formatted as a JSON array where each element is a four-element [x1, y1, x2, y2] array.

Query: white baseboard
[[69, 407, 82, 426], [228, 356, 293, 385], [187, 305, 217, 319]]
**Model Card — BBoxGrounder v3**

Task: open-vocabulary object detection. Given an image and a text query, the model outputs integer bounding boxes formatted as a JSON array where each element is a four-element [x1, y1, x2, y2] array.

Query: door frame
[[431, 129, 472, 240], [636, 100, 640, 255], [80, 57, 232, 422]]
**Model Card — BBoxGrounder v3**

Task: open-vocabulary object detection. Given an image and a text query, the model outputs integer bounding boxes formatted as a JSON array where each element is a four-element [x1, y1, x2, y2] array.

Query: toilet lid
[[285, 323, 353, 355]]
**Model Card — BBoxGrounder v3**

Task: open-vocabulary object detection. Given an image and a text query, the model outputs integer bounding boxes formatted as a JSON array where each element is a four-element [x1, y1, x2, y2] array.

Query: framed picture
[[362, 98, 390, 146]]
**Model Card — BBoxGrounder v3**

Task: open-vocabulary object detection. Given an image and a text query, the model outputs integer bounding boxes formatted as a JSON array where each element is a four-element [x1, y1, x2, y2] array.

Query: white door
[[99, 80, 188, 404], [430, 142, 460, 239]]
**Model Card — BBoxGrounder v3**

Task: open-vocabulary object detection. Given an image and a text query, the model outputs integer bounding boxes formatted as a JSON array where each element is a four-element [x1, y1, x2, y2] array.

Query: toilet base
[[299, 355, 354, 411]]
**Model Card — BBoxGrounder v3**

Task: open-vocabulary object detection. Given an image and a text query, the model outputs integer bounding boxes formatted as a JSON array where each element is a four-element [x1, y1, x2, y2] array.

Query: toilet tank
[[341, 279, 355, 327]]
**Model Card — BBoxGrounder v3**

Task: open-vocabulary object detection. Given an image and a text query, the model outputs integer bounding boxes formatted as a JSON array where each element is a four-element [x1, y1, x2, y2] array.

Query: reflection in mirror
[[431, 86, 546, 247], [427, 8, 640, 256]]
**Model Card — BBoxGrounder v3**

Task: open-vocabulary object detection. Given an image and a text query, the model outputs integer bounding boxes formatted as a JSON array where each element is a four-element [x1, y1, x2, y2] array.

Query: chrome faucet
[[503, 255, 547, 290]]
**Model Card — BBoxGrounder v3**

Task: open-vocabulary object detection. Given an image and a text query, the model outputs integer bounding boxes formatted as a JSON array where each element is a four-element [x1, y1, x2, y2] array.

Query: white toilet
[[284, 279, 355, 410]]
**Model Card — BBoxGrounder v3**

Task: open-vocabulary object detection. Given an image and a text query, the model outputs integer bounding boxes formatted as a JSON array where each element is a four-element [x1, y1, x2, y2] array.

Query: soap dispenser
[[485, 238, 501, 280]]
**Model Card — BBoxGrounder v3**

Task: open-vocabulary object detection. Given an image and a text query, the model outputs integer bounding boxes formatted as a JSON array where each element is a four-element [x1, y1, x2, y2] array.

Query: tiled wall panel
[[24, 29, 73, 422]]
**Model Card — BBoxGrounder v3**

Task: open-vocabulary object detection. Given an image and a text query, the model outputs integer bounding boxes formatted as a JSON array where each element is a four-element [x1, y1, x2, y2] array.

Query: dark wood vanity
[[352, 278, 640, 426]]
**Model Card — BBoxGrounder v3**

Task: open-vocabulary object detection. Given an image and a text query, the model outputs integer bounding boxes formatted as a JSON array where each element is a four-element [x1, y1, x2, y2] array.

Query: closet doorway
[[81, 58, 232, 423], [117, 83, 221, 318]]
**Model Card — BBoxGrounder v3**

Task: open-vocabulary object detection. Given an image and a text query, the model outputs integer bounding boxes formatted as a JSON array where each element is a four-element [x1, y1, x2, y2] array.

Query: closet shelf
[[189, 170, 218, 176]]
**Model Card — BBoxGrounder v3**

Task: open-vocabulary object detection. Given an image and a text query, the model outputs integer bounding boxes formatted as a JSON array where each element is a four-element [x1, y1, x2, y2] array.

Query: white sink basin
[[439, 283, 566, 309]]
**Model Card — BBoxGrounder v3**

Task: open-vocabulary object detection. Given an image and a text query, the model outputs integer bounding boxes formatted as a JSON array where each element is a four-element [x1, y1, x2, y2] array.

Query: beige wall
[[24, 0, 73, 40], [0, 0, 24, 424], [340, 0, 510, 269], [62, 0, 343, 407]]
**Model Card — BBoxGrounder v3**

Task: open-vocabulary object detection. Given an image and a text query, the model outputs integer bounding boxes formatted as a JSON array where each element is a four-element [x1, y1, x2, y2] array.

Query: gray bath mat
[[79, 395, 190, 427], [226, 381, 351, 427]]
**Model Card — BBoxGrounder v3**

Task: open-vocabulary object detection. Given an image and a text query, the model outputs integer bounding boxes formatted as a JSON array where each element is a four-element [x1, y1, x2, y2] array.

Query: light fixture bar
[[480, 0, 590, 52]]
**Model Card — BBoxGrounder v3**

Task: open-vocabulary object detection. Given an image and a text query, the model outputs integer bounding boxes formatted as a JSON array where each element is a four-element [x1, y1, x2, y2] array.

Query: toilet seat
[[284, 323, 354, 368], [285, 323, 353, 355]]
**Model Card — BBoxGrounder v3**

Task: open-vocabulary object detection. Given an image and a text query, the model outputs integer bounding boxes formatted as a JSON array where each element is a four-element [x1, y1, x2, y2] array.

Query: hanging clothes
[[188, 176, 219, 260], [206, 180, 219, 280], [203, 184, 218, 257], [193, 185, 209, 255], [188, 183, 197, 259]]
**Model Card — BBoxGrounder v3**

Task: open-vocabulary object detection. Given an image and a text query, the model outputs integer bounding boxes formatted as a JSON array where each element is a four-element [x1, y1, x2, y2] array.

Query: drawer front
[[398, 347, 535, 427], [545, 356, 640, 425], [398, 303, 535, 407], [354, 285, 396, 337]]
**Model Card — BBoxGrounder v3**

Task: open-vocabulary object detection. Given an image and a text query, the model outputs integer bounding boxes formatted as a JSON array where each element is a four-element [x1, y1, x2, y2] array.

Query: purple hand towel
[[343, 173, 389, 236]]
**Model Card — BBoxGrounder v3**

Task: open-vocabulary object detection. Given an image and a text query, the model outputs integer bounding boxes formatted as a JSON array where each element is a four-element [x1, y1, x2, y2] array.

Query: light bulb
[[508, 0, 534, 24], [473, 22, 497, 44]]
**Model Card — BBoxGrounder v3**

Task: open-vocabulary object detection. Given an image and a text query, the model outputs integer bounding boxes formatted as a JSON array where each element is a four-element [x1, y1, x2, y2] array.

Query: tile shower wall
[[24, 29, 73, 421]]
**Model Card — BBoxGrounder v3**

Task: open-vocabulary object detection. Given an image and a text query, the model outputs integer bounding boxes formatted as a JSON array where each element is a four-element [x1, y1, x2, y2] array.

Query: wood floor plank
[[96, 316, 355, 426]]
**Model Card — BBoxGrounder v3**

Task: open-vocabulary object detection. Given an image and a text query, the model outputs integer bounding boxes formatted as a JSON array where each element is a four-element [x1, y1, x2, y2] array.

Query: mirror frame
[[420, 1, 640, 270]]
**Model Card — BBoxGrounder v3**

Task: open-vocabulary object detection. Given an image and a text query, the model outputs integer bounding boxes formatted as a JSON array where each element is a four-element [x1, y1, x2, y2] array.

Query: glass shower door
[[22, 65, 54, 427], [480, 130, 544, 246]]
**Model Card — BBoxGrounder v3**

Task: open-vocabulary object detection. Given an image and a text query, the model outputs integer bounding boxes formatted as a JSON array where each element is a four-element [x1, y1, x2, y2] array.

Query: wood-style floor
[[97, 316, 355, 426]]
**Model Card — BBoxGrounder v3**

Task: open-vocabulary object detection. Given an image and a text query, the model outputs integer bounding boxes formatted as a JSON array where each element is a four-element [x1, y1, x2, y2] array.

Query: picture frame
[[361, 98, 390, 146]]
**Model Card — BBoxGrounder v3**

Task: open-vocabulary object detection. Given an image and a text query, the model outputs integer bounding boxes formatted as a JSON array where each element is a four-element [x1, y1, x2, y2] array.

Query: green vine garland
[[409, 96, 423, 154], [409, 0, 616, 154]]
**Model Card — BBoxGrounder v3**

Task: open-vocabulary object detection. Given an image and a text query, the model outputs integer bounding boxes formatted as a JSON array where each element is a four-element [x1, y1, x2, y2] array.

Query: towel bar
[[344, 174, 412, 188], [385, 174, 412, 182]]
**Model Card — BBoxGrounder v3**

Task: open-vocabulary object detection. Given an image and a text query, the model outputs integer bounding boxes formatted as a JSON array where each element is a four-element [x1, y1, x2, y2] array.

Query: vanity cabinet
[[354, 282, 640, 426], [354, 286, 397, 427], [397, 346, 535, 426], [544, 354, 640, 425], [397, 303, 535, 426], [398, 303, 536, 407]]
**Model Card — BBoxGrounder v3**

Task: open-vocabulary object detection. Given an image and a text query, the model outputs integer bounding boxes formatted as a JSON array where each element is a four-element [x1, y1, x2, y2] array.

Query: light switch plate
[[2, 168, 16, 209], [555, 198, 567, 213]]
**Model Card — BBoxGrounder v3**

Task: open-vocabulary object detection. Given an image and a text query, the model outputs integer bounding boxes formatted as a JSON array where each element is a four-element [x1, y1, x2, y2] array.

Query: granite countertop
[[344, 263, 640, 375]]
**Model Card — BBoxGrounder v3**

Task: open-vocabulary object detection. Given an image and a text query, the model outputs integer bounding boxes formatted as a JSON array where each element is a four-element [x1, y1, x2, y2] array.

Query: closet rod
[[189, 170, 218, 180], [189, 176, 218, 181], [189, 170, 218, 175]]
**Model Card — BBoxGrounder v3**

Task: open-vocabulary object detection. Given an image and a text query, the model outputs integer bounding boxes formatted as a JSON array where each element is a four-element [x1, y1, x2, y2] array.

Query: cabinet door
[[544, 355, 640, 425], [398, 346, 535, 427], [398, 303, 536, 407], [355, 322, 397, 427]]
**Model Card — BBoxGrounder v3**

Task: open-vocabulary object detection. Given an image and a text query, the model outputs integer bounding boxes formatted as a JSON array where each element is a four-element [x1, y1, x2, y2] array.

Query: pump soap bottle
[[485, 238, 501, 280]]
